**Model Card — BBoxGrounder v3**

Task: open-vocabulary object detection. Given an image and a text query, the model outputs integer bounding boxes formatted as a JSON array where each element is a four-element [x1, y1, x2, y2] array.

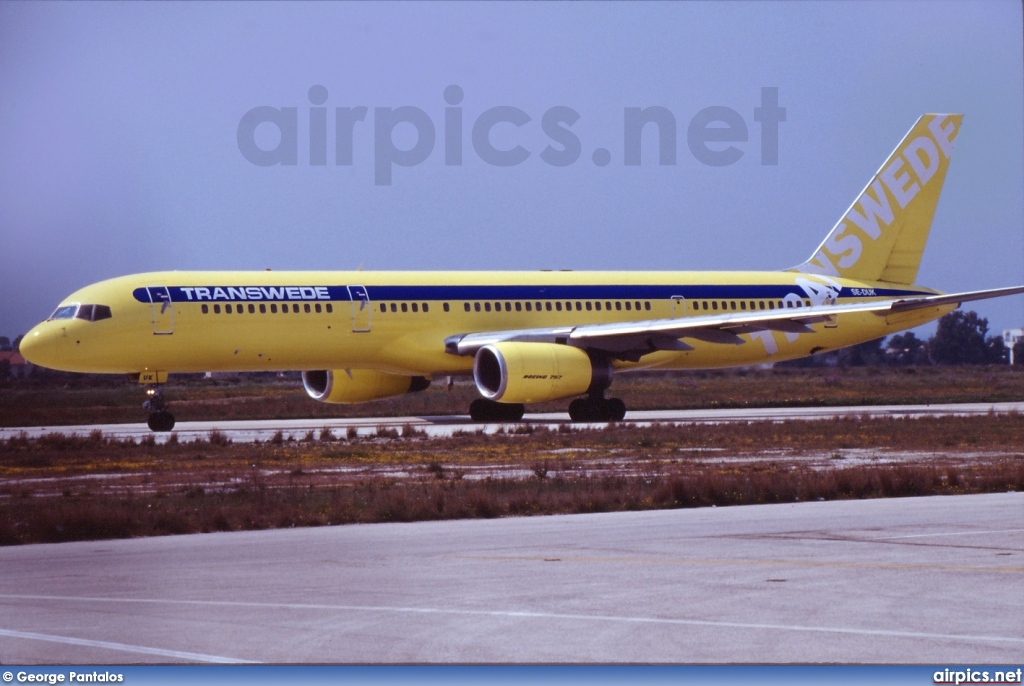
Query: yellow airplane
[[20, 114, 1024, 431]]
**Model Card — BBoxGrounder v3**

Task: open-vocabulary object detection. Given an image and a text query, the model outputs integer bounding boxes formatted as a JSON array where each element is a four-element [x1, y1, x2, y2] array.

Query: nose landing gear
[[143, 385, 175, 432]]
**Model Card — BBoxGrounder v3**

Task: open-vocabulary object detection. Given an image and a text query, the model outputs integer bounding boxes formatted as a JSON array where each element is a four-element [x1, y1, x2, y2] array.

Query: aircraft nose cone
[[19, 324, 68, 370]]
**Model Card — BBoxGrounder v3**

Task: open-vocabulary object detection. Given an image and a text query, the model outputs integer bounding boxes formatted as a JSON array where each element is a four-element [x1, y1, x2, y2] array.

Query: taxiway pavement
[[0, 493, 1021, 663]]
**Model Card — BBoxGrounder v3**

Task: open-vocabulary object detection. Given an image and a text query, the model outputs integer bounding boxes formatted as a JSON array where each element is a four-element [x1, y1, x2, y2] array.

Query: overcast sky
[[2, 1, 1022, 341]]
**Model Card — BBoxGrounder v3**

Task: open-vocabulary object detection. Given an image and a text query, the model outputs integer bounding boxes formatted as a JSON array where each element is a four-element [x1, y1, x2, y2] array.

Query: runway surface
[[3, 401, 1024, 443], [0, 493, 1021, 663]]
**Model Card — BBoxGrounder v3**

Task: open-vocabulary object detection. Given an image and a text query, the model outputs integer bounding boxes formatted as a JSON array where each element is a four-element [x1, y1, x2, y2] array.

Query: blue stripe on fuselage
[[133, 284, 925, 304]]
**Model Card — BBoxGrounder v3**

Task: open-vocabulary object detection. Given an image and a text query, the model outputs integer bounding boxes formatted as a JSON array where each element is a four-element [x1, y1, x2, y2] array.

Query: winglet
[[793, 114, 962, 285]]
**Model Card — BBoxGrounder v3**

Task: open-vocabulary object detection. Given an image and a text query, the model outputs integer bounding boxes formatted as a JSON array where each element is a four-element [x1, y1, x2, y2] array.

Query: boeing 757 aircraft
[[20, 114, 1024, 430]]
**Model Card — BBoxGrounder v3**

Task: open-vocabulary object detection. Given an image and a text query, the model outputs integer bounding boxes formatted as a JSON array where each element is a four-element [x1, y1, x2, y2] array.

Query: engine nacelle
[[473, 342, 611, 404], [302, 369, 430, 404]]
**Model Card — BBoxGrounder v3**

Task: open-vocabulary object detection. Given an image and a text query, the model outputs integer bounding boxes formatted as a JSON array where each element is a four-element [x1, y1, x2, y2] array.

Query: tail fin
[[793, 114, 962, 285]]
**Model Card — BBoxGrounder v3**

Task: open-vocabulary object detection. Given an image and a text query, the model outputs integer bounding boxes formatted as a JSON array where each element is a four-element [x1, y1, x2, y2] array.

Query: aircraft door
[[348, 285, 371, 332], [146, 286, 174, 335], [671, 295, 686, 318]]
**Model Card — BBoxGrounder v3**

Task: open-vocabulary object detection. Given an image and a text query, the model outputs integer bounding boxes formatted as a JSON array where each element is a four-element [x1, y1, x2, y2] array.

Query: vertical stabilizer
[[793, 114, 962, 285]]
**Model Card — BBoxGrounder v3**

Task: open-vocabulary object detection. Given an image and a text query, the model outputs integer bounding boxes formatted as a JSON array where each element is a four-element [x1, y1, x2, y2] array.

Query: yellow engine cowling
[[473, 342, 610, 404], [302, 369, 430, 404]]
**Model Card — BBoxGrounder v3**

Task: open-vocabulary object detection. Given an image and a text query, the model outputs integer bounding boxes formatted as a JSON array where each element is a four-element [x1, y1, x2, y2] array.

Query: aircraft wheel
[[569, 397, 626, 423], [470, 399, 525, 423], [147, 411, 175, 432], [605, 397, 627, 421], [568, 398, 594, 422], [469, 399, 490, 422], [503, 403, 525, 422]]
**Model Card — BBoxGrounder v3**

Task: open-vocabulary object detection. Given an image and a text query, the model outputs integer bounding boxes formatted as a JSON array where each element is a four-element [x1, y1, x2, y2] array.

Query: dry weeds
[[1, 415, 1022, 545]]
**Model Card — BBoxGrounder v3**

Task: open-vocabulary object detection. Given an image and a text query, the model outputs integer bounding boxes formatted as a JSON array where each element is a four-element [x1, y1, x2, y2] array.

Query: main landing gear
[[568, 394, 627, 422], [468, 395, 627, 423], [469, 398, 526, 422], [143, 385, 176, 432]]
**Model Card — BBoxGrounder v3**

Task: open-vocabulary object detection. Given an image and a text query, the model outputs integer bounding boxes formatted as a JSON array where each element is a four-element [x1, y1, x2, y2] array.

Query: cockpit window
[[74, 304, 113, 322], [48, 303, 111, 322], [49, 304, 78, 320]]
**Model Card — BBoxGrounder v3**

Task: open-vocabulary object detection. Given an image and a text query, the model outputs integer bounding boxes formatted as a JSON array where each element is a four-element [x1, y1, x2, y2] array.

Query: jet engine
[[473, 342, 611, 404], [302, 369, 430, 404]]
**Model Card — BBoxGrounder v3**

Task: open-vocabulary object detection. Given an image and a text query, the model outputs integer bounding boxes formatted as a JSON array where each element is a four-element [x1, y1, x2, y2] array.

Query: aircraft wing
[[444, 285, 1024, 361]]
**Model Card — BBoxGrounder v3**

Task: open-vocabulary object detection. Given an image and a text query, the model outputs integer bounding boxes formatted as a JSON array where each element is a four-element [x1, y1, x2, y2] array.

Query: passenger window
[[555, 302, 563, 311], [515, 302, 522, 312], [615, 302, 622, 311], [202, 304, 209, 314], [595, 302, 601, 311], [545, 302, 552, 311], [464, 303, 471, 312], [730, 302, 737, 311], [484, 303, 491, 312], [525, 302, 532, 311], [423, 303, 429, 313], [271, 304, 278, 313], [391, 303, 397, 312], [634, 301, 641, 310], [402, 303, 408, 312], [711, 302, 718, 311], [645, 302, 651, 311], [474, 303, 481, 312], [625, 302, 632, 311], [214, 304, 221, 314], [504, 302, 511, 312], [260, 304, 266, 314], [444, 303, 450, 312], [304, 304, 311, 313], [249, 304, 256, 314], [315, 303, 322, 313], [292, 304, 299, 313], [326, 304, 333, 313], [412, 303, 418, 313], [575, 302, 582, 311], [585, 302, 592, 311], [768, 302, 775, 310]]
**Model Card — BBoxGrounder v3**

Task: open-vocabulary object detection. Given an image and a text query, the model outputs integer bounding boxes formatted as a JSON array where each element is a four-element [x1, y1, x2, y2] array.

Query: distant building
[[0, 351, 32, 379], [1004, 328, 1024, 365]]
